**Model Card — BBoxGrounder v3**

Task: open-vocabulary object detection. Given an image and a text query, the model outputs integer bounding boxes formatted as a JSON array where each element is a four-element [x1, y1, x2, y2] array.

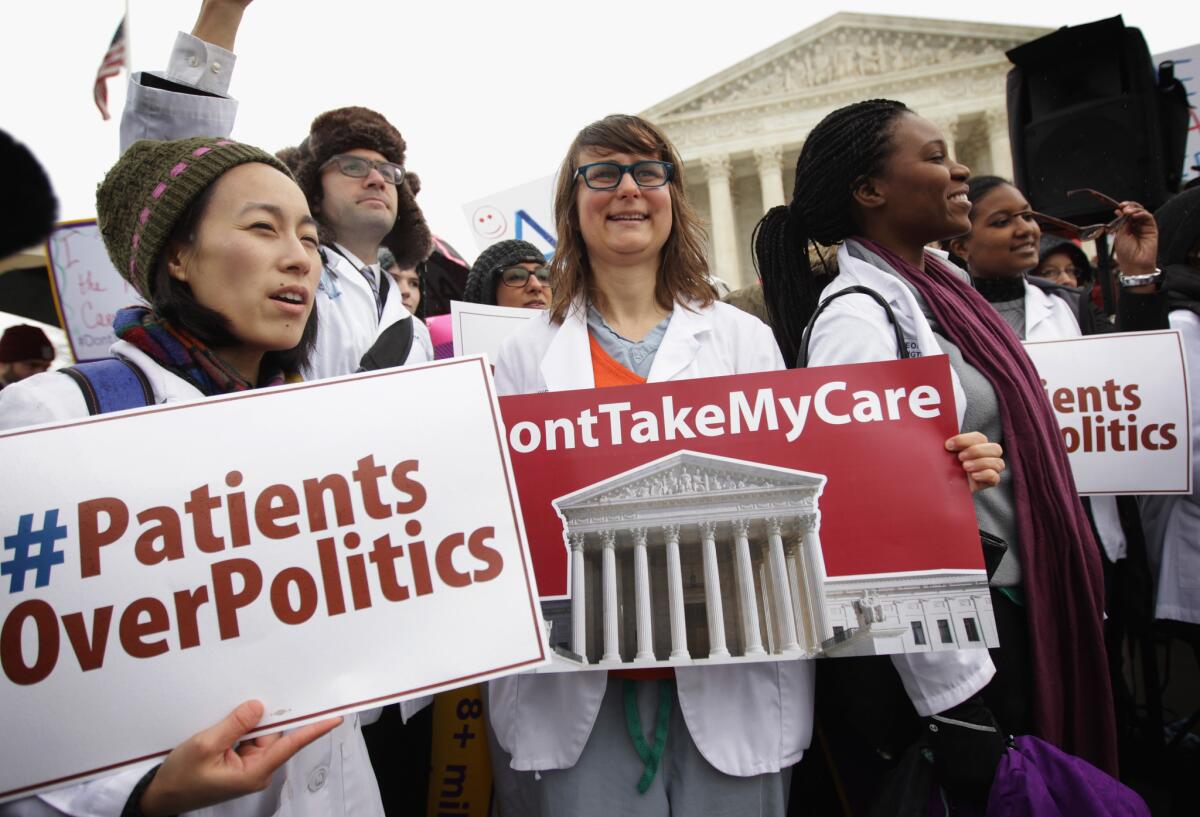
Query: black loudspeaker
[[1005, 16, 1190, 224]]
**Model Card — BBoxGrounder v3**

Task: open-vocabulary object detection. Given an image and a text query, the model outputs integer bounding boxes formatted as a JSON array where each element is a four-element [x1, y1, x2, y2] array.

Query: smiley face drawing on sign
[[472, 205, 507, 240]]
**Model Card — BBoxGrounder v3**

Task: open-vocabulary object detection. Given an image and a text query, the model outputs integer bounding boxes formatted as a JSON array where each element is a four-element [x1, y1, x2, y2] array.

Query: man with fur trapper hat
[[119, 0, 435, 379]]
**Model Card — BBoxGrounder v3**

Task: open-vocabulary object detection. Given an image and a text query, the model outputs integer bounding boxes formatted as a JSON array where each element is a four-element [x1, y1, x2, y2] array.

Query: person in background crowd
[[755, 99, 1114, 809], [0, 325, 55, 389], [380, 170, 434, 320], [1141, 186, 1200, 632], [486, 113, 1002, 817], [119, 0, 432, 379], [1031, 234, 1091, 289], [463, 239, 552, 310], [947, 176, 1163, 338], [380, 247, 424, 319], [0, 136, 380, 817]]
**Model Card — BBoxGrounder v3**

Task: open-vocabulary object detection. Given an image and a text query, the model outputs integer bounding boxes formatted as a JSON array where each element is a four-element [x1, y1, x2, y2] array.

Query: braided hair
[[753, 99, 910, 366]]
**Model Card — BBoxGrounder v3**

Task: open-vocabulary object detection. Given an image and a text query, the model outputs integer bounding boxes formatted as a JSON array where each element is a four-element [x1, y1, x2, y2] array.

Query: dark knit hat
[[1037, 235, 1092, 283], [288, 107, 406, 214], [96, 136, 291, 298], [0, 325, 54, 363], [464, 240, 545, 305], [1155, 186, 1200, 268], [1, 129, 58, 259]]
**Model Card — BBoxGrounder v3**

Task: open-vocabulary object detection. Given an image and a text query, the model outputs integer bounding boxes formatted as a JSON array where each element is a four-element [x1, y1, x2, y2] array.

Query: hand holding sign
[[140, 701, 340, 817], [946, 431, 1006, 493]]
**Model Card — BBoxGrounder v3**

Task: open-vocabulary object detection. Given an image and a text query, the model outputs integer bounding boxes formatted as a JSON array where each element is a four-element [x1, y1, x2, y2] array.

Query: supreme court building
[[642, 13, 1051, 289], [550, 451, 831, 667]]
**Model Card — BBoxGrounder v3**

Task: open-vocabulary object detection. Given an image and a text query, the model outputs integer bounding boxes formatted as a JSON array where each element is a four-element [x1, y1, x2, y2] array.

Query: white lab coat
[[805, 242, 997, 712], [489, 293, 991, 776], [118, 32, 430, 382], [1140, 310, 1200, 624], [0, 344, 386, 817]]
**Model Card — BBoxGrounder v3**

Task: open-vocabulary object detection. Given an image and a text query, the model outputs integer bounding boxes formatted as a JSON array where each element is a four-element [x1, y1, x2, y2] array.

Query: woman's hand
[[1110, 201, 1159, 290], [138, 700, 341, 817], [946, 432, 1004, 493]]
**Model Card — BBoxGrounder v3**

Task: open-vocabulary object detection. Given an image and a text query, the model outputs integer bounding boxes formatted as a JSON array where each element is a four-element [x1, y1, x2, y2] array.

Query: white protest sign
[[0, 357, 546, 801], [462, 176, 556, 256], [1024, 330, 1193, 495], [450, 300, 539, 361], [1155, 44, 1200, 186], [45, 220, 146, 363]]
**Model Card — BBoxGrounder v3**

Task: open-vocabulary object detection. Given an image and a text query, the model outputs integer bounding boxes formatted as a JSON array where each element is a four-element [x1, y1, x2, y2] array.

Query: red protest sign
[[500, 356, 980, 600]]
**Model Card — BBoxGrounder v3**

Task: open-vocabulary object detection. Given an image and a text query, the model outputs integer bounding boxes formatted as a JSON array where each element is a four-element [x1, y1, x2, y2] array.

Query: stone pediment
[[642, 13, 1050, 120], [556, 450, 823, 510]]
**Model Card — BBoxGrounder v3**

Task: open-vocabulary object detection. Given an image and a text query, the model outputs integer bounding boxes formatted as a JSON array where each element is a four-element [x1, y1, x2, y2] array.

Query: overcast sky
[[5, 1, 1193, 265]]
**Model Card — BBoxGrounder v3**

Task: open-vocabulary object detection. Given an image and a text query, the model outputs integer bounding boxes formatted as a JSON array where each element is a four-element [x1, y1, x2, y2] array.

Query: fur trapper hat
[[382, 171, 434, 271], [289, 107, 406, 216]]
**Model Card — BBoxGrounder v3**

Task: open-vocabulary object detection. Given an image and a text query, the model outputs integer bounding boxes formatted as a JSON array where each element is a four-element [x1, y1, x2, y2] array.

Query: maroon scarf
[[855, 238, 1117, 775]]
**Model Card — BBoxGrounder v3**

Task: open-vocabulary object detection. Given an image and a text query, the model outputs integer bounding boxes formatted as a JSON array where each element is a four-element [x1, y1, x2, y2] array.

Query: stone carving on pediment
[[592, 464, 786, 504], [670, 29, 1021, 116]]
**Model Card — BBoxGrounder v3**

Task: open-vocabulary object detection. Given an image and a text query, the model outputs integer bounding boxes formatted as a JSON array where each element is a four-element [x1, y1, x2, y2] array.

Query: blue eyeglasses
[[575, 161, 674, 190]]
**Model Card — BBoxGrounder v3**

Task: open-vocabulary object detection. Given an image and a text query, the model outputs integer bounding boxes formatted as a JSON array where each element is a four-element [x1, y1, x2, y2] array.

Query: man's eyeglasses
[[320, 154, 406, 185], [1032, 189, 1127, 241], [497, 265, 552, 288], [575, 161, 674, 191]]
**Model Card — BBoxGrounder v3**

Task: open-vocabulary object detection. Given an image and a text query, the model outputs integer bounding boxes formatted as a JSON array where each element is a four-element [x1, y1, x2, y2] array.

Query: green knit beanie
[[96, 136, 292, 298]]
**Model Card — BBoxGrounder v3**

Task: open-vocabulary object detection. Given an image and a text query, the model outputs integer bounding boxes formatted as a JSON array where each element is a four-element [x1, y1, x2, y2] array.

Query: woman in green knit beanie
[[0, 136, 339, 816]]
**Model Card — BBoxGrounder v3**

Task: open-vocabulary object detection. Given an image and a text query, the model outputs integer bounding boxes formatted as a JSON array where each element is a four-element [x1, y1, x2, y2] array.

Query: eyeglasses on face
[[1034, 264, 1081, 285], [497, 265, 552, 288], [320, 154, 406, 185], [575, 161, 674, 190]]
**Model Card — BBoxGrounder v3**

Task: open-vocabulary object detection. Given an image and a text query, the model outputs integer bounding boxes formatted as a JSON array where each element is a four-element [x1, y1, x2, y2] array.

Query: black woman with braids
[[754, 99, 1117, 803]]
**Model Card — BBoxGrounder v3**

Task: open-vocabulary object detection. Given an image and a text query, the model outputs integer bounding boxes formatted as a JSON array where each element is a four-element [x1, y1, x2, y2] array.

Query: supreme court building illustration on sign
[[549, 451, 831, 666]]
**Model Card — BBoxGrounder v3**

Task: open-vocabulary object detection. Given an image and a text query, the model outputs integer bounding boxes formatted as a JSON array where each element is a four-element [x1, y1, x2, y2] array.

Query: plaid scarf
[[854, 238, 1117, 776], [113, 307, 287, 396]]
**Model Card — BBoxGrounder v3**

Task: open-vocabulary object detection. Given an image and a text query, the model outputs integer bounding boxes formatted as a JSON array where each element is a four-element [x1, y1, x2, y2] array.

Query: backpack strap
[[797, 285, 917, 368], [357, 316, 415, 372], [60, 359, 155, 416]]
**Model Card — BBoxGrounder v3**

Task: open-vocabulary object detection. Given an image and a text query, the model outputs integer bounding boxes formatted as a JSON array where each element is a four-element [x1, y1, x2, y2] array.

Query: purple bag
[[986, 736, 1149, 816]]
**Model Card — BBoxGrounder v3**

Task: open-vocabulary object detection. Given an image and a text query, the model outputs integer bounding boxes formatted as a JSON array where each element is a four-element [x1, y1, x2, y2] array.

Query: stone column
[[931, 115, 961, 161], [798, 513, 830, 643], [600, 529, 621, 664], [699, 520, 729, 657], [631, 527, 655, 662], [732, 519, 765, 655], [758, 545, 778, 653], [702, 154, 741, 284], [766, 517, 802, 653], [569, 532, 588, 661], [754, 145, 786, 213], [785, 540, 806, 650], [663, 524, 689, 659], [985, 107, 1013, 181]]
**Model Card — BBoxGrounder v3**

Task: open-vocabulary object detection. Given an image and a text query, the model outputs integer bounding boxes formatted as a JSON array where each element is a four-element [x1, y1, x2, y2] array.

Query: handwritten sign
[[461, 176, 556, 257], [45, 220, 145, 363], [1155, 44, 1200, 186]]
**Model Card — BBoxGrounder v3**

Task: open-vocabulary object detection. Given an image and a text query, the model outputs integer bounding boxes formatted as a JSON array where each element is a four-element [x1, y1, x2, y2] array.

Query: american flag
[[94, 18, 126, 121]]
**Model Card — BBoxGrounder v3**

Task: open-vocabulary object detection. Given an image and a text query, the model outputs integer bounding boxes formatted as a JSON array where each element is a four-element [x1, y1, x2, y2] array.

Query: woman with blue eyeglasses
[[485, 114, 1001, 817]]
